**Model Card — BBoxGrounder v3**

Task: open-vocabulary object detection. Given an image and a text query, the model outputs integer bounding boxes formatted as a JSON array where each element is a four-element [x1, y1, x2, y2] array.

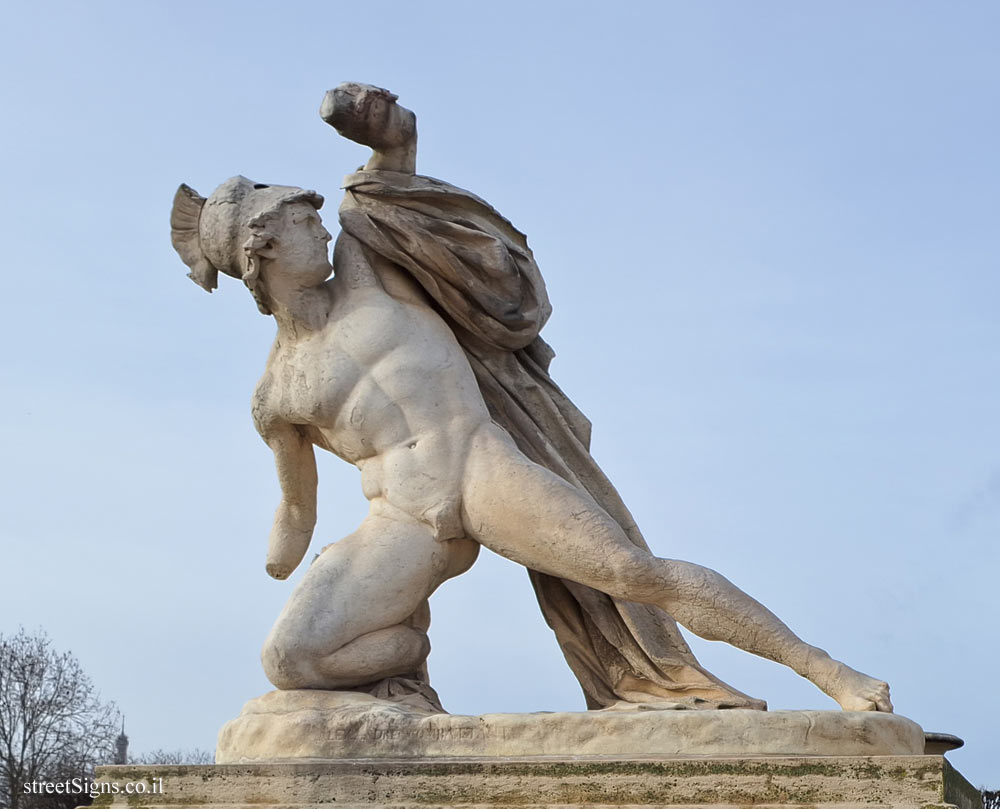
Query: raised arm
[[320, 83, 417, 174], [254, 412, 318, 580]]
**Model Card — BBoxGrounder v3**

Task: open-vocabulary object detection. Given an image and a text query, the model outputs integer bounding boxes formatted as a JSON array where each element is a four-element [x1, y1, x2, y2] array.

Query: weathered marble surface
[[215, 690, 924, 763], [171, 81, 894, 721], [93, 756, 982, 809]]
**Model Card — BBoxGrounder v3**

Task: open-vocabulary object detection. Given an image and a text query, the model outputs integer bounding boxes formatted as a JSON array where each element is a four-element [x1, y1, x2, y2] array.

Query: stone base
[[216, 690, 926, 762], [93, 756, 982, 809]]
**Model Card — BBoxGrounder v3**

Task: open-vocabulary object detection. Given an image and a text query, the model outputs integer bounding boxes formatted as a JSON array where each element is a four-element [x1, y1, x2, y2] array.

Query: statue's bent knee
[[261, 633, 307, 690], [262, 624, 432, 691]]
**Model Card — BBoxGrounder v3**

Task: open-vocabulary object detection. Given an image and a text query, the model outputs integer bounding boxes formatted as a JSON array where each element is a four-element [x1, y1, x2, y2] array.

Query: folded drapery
[[339, 170, 765, 712]]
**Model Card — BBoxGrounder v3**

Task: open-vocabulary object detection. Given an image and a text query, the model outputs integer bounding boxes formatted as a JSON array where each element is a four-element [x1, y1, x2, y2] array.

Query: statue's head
[[170, 176, 327, 314]]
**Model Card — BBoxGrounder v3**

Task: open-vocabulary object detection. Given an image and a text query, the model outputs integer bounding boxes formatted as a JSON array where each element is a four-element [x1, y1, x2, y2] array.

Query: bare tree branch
[[0, 629, 119, 809], [129, 749, 214, 766]]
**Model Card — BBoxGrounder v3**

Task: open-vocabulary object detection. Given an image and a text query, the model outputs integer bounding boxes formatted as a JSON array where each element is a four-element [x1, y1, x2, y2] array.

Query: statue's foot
[[812, 656, 893, 712]]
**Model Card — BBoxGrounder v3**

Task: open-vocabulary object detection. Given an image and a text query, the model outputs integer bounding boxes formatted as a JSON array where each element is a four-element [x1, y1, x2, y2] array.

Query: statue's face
[[270, 201, 333, 279]]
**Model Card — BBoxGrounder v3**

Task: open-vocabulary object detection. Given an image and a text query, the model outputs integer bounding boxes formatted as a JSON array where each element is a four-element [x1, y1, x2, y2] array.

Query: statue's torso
[[253, 234, 490, 535]]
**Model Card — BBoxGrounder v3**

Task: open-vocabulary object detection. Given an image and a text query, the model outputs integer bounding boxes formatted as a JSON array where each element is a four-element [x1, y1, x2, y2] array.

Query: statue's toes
[[874, 684, 893, 713], [842, 696, 878, 712]]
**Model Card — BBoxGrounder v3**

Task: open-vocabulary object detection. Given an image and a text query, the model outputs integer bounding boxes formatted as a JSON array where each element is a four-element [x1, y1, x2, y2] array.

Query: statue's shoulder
[[251, 341, 285, 435]]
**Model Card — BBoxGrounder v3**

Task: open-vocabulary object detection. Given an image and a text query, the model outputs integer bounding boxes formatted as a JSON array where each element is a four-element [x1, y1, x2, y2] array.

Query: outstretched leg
[[461, 424, 892, 712], [262, 503, 478, 690]]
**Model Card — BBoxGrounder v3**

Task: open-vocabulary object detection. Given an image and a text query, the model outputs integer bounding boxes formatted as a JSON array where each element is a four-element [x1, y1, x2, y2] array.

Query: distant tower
[[114, 718, 129, 765]]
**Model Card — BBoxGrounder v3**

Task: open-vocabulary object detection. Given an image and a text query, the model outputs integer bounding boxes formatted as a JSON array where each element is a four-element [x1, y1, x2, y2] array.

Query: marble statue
[[170, 83, 892, 718]]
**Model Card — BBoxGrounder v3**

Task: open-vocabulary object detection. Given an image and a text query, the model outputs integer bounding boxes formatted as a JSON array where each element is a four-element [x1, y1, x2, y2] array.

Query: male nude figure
[[171, 84, 892, 713]]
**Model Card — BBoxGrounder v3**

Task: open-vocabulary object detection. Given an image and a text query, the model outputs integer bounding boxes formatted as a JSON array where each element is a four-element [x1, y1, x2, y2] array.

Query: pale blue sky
[[1, 0, 997, 787]]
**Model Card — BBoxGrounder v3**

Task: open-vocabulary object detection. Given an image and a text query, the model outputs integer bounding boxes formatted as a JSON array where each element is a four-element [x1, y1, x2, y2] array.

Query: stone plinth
[[216, 691, 925, 762], [92, 756, 981, 809]]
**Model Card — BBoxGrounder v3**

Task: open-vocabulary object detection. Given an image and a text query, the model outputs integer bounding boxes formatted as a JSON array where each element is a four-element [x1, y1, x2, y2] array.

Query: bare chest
[[254, 304, 388, 430], [252, 281, 487, 463]]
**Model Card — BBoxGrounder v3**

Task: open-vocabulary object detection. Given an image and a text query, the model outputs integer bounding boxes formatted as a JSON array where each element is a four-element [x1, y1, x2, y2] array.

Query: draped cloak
[[339, 170, 766, 712]]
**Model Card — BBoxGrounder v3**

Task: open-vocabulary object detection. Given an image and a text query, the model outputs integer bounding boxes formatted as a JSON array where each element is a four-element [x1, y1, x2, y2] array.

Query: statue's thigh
[[270, 512, 449, 655], [462, 424, 648, 591]]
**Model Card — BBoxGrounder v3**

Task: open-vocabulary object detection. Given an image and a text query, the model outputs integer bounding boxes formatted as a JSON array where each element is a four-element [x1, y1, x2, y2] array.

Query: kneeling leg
[[262, 509, 465, 690]]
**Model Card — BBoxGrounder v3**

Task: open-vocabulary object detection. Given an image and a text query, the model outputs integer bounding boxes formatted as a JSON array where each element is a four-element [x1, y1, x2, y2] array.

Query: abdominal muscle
[[352, 416, 484, 541], [309, 286, 493, 541]]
